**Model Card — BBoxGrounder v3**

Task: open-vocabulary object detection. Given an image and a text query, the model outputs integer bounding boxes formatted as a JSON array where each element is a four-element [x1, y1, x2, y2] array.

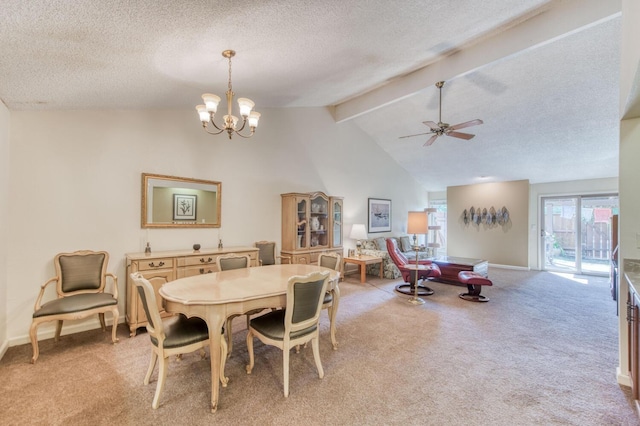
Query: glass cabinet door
[[332, 199, 342, 247], [309, 193, 329, 248], [297, 198, 308, 249]]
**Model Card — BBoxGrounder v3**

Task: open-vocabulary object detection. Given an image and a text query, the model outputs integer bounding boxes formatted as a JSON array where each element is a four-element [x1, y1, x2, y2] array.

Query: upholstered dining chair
[[317, 252, 341, 350], [29, 250, 119, 364], [246, 270, 329, 397], [130, 273, 228, 409], [386, 238, 441, 296], [216, 253, 261, 356], [254, 240, 291, 266]]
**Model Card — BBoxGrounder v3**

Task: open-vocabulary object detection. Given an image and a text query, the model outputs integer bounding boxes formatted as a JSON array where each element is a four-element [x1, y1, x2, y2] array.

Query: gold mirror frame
[[141, 173, 221, 228]]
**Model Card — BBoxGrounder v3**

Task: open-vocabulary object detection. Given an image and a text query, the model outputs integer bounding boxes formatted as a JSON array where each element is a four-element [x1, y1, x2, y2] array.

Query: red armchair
[[386, 238, 441, 296]]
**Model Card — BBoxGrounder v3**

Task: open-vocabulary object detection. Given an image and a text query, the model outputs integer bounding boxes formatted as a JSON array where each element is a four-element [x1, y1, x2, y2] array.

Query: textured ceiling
[[0, 0, 631, 191]]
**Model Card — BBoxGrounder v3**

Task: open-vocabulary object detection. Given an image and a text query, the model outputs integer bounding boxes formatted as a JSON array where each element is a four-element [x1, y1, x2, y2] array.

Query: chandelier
[[195, 50, 260, 139]]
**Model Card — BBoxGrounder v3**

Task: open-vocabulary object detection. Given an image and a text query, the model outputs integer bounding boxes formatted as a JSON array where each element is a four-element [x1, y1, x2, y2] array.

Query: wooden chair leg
[[55, 320, 63, 342], [99, 313, 106, 331], [152, 355, 169, 409], [312, 336, 324, 379], [29, 321, 40, 364], [144, 351, 158, 385], [283, 346, 290, 398]]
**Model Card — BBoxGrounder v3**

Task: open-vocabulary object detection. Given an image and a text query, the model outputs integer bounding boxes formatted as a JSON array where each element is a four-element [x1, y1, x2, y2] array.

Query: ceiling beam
[[333, 0, 621, 123]]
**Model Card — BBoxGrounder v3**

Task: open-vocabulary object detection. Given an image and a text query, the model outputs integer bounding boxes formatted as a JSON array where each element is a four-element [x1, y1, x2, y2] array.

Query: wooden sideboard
[[125, 246, 259, 336]]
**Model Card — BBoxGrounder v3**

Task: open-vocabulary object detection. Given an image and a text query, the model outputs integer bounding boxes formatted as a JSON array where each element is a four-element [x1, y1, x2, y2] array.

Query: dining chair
[[254, 240, 291, 266], [29, 250, 119, 364], [246, 270, 330, 397], [130, 272, 228, 409], [216, 253, 262, 356], [317, 252, 341, 350]]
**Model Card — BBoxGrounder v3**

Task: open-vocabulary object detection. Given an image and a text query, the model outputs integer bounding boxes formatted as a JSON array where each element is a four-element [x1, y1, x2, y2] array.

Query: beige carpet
[[1, 269, 638, 425]]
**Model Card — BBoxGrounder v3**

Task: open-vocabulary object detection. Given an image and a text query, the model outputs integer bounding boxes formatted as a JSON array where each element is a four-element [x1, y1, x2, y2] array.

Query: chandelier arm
[[203, 122, 226, 135], [232, 128, 256, 139]]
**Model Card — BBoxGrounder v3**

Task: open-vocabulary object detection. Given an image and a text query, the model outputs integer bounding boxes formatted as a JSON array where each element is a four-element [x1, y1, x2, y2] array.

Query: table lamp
[[349, 223, 368, 257], [407, 211, 428, 304]]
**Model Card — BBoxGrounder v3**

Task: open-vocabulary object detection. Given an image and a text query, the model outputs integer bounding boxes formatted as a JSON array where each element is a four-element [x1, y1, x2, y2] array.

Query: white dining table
[[159, 263, 340, 412]]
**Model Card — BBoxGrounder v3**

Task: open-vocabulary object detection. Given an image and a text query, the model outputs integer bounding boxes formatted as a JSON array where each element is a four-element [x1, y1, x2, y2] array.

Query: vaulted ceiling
[[1, 0, 632, 191]]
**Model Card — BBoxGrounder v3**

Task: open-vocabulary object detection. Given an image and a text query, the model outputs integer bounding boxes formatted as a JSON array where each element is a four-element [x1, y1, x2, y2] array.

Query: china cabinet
[[125, 246, 259, 336], [281, 192, 343, 264]]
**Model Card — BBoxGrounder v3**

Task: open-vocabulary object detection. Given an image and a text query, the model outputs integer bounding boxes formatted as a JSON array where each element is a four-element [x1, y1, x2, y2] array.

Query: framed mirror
[[142, 173, 221, 228]]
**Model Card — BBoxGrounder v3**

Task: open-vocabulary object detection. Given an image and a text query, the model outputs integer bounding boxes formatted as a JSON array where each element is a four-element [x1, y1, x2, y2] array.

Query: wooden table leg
[[360, 263, 366, 283], [329, 281, 340, 350], [205, 310, 225, 413]]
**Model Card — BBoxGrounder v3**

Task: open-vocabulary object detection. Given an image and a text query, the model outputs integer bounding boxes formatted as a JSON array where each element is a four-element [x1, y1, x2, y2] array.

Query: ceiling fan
[[400, 81, 483, 147]]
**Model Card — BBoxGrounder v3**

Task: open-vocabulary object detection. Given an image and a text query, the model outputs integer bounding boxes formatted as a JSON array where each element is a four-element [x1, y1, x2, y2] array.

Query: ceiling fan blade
[[448, 119, 483, 131], [447, 131, 475, 140], [422, 120, 440, 130], [423, 134, 439, 146], [399, 131, 433, 139]]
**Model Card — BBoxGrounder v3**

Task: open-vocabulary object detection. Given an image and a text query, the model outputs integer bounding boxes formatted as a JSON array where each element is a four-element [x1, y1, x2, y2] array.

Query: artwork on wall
[[463, 205, 509, 226], [368, 198, 391, 233], [173, 194, 197, 220]]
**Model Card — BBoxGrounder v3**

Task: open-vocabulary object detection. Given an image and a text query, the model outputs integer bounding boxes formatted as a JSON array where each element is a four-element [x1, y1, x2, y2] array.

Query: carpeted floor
[[1, 268, 638, 425]]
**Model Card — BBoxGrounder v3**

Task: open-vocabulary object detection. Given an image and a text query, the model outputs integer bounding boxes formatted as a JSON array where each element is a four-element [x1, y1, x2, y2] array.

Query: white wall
[[5, 107, 427, 345], [0, 101, 9, 356]]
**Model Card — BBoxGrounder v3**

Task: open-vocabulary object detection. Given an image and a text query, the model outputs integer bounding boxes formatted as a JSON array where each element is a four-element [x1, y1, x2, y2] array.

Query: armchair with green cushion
[[29, 250, 119, 364], [254, 240, 291, 266], [245, 271, 329, 397], [131, 272, 228, 409]]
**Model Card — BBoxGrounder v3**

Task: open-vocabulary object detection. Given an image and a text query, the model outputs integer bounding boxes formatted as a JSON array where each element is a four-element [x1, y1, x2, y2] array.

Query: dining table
[[159, 263, 341, 412]]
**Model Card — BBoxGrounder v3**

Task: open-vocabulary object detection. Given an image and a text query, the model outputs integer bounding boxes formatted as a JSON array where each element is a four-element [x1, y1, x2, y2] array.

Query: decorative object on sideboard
[[193, 244, 201, 252], [195, 50, 261, 139], [145, 242, 152, 254], [218, 239, 223, 249], [349, 224, 368, 257]]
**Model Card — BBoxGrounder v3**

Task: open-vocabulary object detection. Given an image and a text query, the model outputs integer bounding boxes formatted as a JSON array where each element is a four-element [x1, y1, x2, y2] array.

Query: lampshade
[[349, 223, 368, 241], [407, 211, 428, 235]]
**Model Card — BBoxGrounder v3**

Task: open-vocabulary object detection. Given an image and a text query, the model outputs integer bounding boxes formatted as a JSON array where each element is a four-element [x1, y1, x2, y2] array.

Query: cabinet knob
[[148, 261, 165, 268], [200, 257, 213, 264], [199, 268, 213, 274]]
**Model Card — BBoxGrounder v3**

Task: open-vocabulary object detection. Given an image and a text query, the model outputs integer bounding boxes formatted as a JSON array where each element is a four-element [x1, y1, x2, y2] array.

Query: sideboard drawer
[[136, 258, 175, 271]]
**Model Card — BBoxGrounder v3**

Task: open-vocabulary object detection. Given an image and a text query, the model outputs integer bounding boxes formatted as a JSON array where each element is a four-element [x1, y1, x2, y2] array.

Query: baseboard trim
[[0, 339, 8, 361], [617, 366, 632, 387], [489, 263, 530, 271], [9, 316, 124, 347]]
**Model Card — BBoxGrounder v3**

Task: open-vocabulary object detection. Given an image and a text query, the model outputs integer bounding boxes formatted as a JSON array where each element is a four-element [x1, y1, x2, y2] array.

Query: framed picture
[[173, 194, 197, 220], [368, 198, 391, 233]]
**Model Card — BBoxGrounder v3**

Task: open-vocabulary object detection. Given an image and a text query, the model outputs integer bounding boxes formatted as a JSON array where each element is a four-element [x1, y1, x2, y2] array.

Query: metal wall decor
[[463, 206, 509, 226]]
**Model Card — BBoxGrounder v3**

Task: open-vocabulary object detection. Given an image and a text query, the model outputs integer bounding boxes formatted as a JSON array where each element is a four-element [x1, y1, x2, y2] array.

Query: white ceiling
[[1, 0, 633, 192]]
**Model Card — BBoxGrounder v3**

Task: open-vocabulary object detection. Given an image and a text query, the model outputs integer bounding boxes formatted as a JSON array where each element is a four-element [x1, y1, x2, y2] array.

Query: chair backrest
[[318, 252, 341, 271], [285, 271, 329, 339], [55, 250, 108, 295], [216, 253, 251, 271], [254, 241, 277, 266], [386, 238, 409, 267], [130, 273, 165, 344]]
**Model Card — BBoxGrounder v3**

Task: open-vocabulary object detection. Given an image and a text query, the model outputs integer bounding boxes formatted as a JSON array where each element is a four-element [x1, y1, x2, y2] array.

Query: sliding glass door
[[541, 194, 618, 276]]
